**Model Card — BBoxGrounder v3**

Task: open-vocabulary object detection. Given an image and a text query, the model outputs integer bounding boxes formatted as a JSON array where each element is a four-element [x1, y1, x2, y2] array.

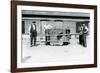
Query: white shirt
[[44, 24, 53, 29], [29, 24, 36, 34], [80, 26, 88, 33]]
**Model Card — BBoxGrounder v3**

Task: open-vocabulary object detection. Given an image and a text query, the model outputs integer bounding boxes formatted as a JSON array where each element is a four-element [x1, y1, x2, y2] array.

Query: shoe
[[30, 45, 33, 47]]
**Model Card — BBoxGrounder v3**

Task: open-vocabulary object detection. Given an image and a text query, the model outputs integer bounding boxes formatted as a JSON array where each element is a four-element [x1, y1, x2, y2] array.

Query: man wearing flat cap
[[29, 21, 37, 47]]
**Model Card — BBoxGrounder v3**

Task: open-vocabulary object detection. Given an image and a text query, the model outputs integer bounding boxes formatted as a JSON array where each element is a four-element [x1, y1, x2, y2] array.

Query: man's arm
[[85, 26, 88, 33], [79, 27, 82, 35]]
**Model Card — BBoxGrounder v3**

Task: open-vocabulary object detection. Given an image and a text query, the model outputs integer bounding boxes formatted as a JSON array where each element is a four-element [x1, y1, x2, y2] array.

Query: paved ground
[[21, 34, 90, 64]]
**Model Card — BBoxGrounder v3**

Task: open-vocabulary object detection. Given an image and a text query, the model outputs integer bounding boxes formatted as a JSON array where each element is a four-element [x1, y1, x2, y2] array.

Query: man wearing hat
[[79, 23, 88, 47], [29, 21, 37, 47]]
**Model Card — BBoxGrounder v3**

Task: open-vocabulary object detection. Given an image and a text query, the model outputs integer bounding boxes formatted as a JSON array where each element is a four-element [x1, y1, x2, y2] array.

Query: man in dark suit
[[29, 21, 37, 47], [79, 24, 88, 47]]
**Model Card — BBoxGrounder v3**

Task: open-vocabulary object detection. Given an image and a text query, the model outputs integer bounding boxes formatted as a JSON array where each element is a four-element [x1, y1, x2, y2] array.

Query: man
[[79, 24, 88, 47], [44, 24, 53, 45], [62, 28, 71, 45], [29, 21, 37, 47]]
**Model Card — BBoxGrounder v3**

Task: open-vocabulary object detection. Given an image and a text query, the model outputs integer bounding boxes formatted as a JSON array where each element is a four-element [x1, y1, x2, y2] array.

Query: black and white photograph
[[17, 5, 95, 68], [11, 2, 97, 72], [21, 10, 91, 64]]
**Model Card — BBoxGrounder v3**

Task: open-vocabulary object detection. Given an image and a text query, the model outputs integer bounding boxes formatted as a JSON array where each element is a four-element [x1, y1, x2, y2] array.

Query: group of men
[[29, 21, 88, 47]]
